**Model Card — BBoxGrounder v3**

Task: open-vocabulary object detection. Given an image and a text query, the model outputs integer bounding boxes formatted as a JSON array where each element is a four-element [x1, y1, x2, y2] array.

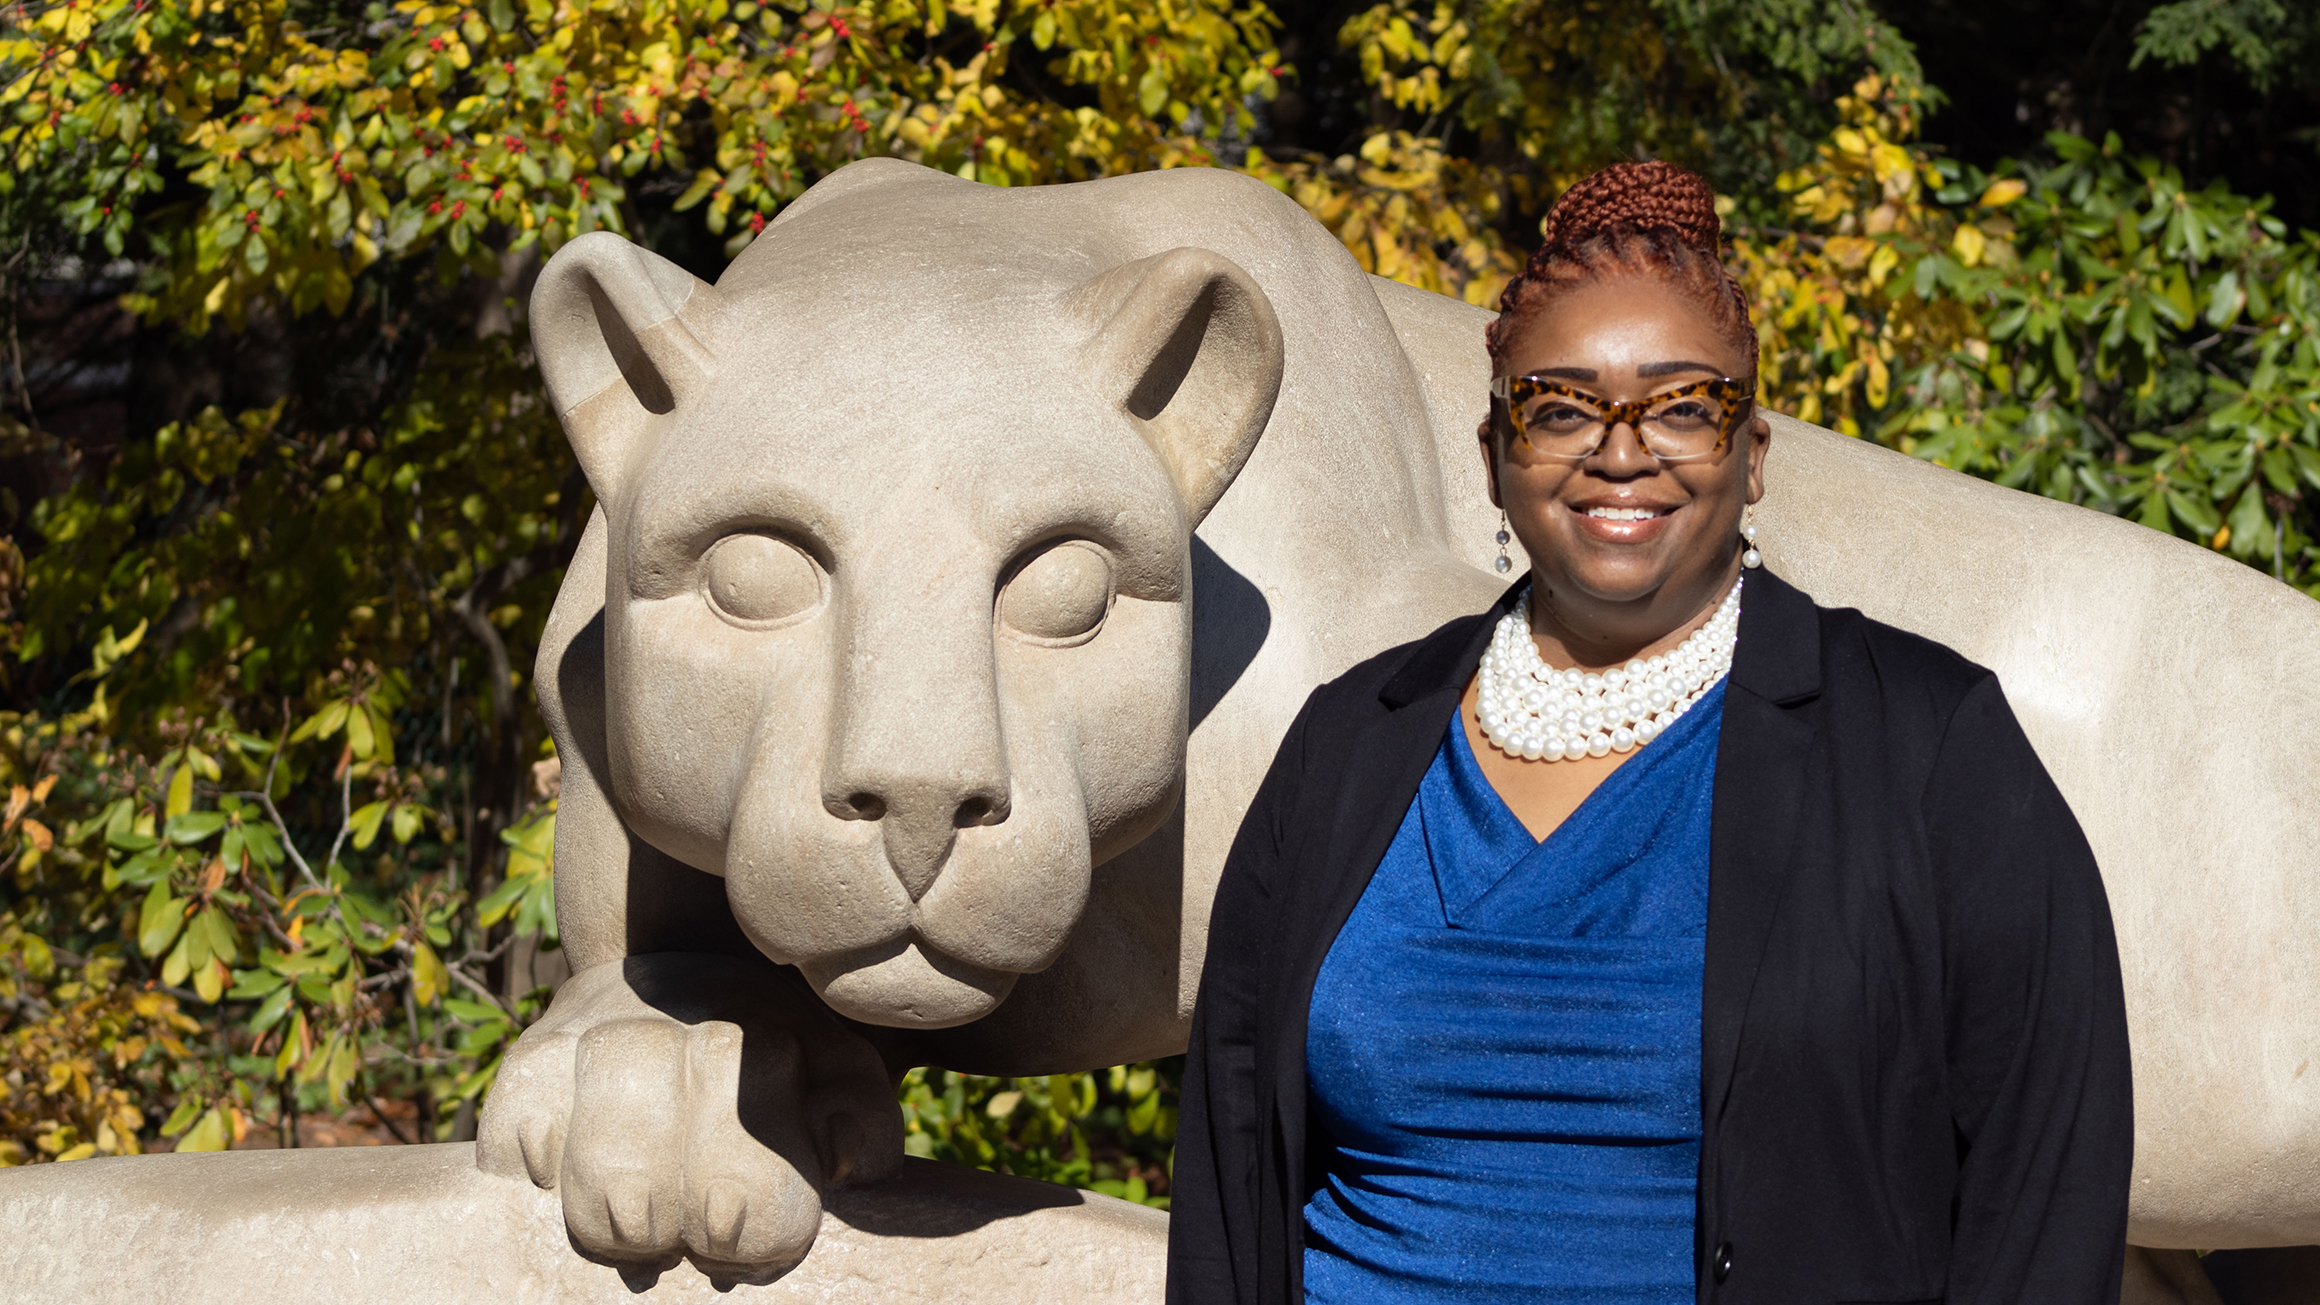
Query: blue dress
[[1301, 680, 1725, 1303]]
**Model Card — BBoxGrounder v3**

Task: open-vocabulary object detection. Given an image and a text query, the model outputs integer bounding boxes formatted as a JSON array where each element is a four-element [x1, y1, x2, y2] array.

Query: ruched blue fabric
[[1301, 680, 1725, 1303]]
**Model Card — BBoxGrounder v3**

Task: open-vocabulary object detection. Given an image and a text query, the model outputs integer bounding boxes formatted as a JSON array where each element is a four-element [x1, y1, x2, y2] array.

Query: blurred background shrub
[[1, 0, 2314, 1205]]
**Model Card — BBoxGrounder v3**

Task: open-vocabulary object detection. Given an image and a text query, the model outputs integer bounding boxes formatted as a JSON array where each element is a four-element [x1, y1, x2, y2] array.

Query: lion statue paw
[[477, 953, 904, 1278]]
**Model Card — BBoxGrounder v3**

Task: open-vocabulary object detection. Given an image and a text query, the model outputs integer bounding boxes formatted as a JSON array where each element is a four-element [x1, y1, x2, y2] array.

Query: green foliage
[[1732, 76, 2320, 589], [0, 665, 554, 1161], [2133, 0, 2320, 94], [899, 1058, 1179, 1207]]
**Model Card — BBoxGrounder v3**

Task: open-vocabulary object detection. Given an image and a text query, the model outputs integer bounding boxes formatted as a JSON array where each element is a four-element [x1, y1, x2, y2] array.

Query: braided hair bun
[[1485, 160, 1758, 386], [1537, 160, 1722, 258]]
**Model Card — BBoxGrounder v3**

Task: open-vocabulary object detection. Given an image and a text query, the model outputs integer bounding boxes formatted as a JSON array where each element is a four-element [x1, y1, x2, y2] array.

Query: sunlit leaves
[[898, 1057, 1179, 1208], [1719, 76, 2320, 593], [2, 0, 1282, 327], [476, 801, 553, 938]]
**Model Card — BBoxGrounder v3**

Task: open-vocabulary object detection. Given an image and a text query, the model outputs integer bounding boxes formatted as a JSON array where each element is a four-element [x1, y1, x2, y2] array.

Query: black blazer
[[1168, 568, 2132, 1305]]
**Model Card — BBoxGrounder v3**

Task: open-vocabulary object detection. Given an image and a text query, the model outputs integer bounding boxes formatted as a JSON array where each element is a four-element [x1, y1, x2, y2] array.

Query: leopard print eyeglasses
[[1488, 374, 1752, 464]]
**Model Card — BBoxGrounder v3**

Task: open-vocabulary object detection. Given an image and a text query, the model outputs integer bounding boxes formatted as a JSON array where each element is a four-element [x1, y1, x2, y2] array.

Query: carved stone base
[[0, 1145, 1166, 1303]]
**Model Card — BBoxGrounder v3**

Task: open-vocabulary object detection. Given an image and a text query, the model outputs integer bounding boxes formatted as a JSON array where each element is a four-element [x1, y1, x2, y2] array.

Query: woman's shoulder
[[1817, 601, 1994, 694], [1772, 571, 2019, 747]]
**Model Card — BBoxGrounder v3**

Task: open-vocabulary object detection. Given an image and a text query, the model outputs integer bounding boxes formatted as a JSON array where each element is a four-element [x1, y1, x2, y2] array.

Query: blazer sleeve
[[1167, 694, 1316, 1305], [1926, 675, 2133, 1303]]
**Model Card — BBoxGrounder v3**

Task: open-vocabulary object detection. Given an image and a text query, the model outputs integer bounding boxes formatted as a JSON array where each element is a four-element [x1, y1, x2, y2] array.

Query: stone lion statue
[[476, 158, 2320, 1293]]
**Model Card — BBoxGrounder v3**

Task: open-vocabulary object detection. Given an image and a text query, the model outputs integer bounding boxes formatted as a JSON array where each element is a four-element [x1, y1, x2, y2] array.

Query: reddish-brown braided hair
[[1484, 161, 1759, 392]]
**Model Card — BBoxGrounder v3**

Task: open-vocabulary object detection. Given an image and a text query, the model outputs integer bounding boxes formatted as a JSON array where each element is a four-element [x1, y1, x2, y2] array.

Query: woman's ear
[[1476, 414, 1504, 510], [1743, 409, 1772, 504]]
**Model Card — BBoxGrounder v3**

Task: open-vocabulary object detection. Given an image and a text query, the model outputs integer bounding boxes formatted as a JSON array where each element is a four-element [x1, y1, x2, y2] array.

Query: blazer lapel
[[1703, 569, 1823, 1125]]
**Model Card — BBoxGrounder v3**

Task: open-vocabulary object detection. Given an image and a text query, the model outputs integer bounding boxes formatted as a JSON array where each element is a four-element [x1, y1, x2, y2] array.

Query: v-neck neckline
[[1426, 685, 1724, 926]]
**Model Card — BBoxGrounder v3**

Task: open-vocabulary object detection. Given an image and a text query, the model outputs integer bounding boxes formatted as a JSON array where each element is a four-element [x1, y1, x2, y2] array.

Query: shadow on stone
[[2203, 1245, 2320, 1305], [828, 1158, 1087, 1239], [1190, 535, 1268, 730]]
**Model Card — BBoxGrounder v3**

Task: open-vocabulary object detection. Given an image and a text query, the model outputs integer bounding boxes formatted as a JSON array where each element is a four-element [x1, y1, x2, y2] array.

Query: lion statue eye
[[701, 532, 822, 626], [998, 540, 1114, 644]]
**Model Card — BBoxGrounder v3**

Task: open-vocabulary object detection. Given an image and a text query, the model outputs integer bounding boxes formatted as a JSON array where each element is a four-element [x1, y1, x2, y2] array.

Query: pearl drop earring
[[1741, 506, 1762, 569], [1494, 512, 1512, 575]]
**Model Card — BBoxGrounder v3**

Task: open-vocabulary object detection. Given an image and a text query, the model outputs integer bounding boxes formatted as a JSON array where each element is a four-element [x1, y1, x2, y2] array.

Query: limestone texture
[[0, 1145, 1164, 1303]]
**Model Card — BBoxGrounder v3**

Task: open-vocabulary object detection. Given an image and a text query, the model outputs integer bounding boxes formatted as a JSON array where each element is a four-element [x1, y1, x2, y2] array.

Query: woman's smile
[[1570, 498, 1678, 543]]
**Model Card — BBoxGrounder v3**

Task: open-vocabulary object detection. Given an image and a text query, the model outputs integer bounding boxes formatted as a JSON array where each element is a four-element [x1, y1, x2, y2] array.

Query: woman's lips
[[1569, 501, 1677, 543]]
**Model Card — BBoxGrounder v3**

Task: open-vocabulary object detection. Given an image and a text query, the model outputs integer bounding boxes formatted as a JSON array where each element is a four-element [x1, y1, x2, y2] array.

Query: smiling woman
[[1170, 162, 2135, 1304]]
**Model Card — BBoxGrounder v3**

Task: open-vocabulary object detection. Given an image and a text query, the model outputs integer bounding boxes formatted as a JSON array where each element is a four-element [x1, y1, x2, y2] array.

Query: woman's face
[[1483, 273, 1770, 661]]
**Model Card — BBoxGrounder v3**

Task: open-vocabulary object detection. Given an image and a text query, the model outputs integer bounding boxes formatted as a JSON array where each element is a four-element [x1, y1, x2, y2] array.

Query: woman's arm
[[1926, 675, 2134, 1302], [1167, 697, 1316, 1305]]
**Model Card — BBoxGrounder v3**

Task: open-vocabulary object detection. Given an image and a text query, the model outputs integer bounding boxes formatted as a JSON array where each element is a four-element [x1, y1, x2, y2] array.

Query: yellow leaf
[[166, 763, 194, 818], [1979, 178, 2027, 207], [1952, 223, 1987, 268], [194, 956, 227, 1003], [53, 1142, 97, 1163], [29, 775, 56, 803], [411, 940, 447, 1006]]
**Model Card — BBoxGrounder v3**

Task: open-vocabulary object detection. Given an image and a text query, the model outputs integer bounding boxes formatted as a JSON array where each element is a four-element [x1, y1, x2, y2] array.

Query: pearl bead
[[1611, 727, 1636, 753], [1742, 548, 1761, 569], [1563, 739, 1590, 762], [1587, 733, 1612, 758], [1495, 555, 1513, 574]]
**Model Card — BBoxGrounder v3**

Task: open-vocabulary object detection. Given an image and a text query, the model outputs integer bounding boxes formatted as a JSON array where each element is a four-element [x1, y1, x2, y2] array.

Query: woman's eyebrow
[[1637, 359, 1722, 378], [1532, 366, 1597, 381]]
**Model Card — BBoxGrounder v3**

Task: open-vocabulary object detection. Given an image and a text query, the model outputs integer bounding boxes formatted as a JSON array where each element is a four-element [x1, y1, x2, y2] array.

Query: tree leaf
[[139, 881, 185, 958], [344, 702, 376, 760], [411, 940, 447, 1006], [349, 800, 390, 850], [177, 1107, 230, 1152]]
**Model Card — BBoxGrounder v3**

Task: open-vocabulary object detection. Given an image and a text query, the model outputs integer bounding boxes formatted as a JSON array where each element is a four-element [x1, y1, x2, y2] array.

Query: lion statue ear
[[530, 232, 724, 506], [1072, 247, 1285, 526]]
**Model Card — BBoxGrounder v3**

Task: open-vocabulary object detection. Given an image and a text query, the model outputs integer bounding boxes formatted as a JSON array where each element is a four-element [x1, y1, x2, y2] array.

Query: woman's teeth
[[1585, 506, 1666, 521]]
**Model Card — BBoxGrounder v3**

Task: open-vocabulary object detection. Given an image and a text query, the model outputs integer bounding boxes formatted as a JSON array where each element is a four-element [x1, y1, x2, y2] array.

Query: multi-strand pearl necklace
[[1475, 577, 1743, 762]]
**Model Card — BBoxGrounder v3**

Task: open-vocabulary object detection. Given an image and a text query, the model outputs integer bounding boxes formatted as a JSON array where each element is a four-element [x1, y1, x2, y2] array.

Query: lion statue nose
[[826, 776, 1011, 900]]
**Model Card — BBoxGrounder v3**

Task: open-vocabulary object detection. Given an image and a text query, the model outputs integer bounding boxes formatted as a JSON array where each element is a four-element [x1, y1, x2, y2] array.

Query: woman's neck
[[1527, 558, 1744, 671]]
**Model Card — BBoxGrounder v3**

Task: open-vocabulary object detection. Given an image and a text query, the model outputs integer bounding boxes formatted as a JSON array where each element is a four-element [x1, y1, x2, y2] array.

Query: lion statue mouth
[[799, 937, 1020, 1029]]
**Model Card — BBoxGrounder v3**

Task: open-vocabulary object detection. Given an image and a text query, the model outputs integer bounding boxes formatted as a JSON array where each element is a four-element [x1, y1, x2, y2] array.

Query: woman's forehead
[[1499, 277, 1744, 379]]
